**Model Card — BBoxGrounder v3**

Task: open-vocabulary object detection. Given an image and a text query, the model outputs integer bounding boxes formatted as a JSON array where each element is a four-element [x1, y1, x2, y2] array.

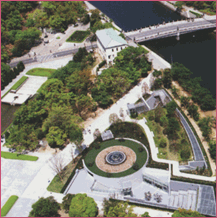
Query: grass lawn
[[47, 157, 81, 193], [66, 30, 90, 43], [2, 76, 28, 99], [1, 195, 18, 217], [1, 151, 38, 161], [11, 76, 28, 90], [26, 68, 56, 77], [84, 139, 148, 178]]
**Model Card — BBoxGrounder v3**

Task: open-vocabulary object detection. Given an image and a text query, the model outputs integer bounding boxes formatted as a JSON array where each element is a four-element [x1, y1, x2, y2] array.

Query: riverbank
[[142, 45, 216, 176]]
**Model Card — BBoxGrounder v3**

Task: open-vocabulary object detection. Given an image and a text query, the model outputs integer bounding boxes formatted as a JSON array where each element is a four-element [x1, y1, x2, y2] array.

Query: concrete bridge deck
[[125, 17, 216, 42]]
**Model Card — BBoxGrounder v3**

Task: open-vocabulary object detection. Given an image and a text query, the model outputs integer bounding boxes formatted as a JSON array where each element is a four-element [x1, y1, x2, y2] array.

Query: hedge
[[1, 195, 18, 217]]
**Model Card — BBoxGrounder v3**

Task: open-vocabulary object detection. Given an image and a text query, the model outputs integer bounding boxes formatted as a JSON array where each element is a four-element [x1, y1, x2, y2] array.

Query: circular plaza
[[84, 139, 149, 178]]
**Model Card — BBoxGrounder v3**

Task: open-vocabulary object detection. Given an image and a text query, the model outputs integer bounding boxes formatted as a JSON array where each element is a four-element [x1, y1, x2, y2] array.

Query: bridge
[[125, 17, 216, 43]]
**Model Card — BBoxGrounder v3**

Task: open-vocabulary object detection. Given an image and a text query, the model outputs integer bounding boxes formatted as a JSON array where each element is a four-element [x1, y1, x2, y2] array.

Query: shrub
[[17, 61, 25, 72], [159, 138, 167, 148], [133, 163, 139, 171], [130, 111, 138, 118], [62, 194, 75, 212], [180, 148, 191, 160], [138, 147, 144, 152], [98, 60, 106, 68], [95, 144, 101, 149], [87, 162, 94, 167]]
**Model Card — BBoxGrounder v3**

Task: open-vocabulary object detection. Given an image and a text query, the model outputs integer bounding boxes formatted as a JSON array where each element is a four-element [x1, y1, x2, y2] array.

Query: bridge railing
[[134, 23, 215, 42]]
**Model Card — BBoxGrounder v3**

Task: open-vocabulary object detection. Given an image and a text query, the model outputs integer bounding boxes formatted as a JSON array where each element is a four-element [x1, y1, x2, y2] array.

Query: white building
[[96, 28, 128, 65]]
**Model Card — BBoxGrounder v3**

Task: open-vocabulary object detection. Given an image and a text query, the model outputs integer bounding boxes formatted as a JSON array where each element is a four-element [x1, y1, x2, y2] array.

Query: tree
[[49, 154, 65, 181], [198, 117, 212, 141], [66, 69, 93, 95], [154, 106, 165, 123], [180, 96, 190, 108], [105, 200, 137, 217], [172, 208, 203, 217], [162, 68, 172, 89], [62, 194, 75, 213], [180, 148, 191, 160], [46, 126, 67, 148], [109, 113, 120, 124], [73, 47, 88, 62], [102, 198, 117, 217], [141, 212, 151, 217], [93, 128, 101, 140], [175, 1, 184, 11], [209, 140, 216, 161], [75, 94, 97, 118], [187, 103, 199, 121], [165, 101, 177, 117], [153, 70, 162, 78], [141, 81, 150, 94], [159, 138, 167, 148], [171, 86, 179, 99], [69, 193, 98, 217], [152, 78, 163, 90], [29, 196, 60, 217]]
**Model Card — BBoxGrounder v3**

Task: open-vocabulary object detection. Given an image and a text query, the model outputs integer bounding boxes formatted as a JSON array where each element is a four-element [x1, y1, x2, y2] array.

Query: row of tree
[[171, 62, 215, 111], [151, 64, 215, 112], [29, 194, 203, 217], [92, 46, 152, 108], [1, 61, 25, 90]]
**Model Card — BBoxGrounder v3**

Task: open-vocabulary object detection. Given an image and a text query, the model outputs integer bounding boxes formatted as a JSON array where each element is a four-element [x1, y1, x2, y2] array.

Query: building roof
[[101, 130, 114, 141], [96, 28, 127, 49]]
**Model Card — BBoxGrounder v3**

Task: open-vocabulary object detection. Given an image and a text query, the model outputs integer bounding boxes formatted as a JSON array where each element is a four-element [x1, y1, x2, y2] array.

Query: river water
[[91, 1, 216, 97]]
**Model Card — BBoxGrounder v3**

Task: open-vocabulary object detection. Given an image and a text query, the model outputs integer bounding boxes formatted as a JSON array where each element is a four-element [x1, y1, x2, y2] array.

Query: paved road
[[9, 44, 97, 68], [126, 18, 216, 42], [176, 108, 205, 162]]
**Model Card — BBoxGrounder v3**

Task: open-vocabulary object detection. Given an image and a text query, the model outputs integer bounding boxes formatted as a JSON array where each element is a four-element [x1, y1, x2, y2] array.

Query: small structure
[[127, 102, 149, 115], [142, 168, 170, 193], [101, 130, 114, 141], [121, 181, 132, 196], [96, 28, 128, 65]]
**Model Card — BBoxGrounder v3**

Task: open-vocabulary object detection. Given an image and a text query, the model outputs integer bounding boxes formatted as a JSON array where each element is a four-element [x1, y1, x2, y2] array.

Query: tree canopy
[[69, 193, 98, 217], [102, 199, 137, 217], [172, 208, 203, 217], [29, 196, 60, 217]]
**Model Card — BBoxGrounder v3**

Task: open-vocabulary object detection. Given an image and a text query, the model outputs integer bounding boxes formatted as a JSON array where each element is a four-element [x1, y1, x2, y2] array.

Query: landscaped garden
[[84, 139, 148, 177], [1, 151, 38, 161], [137, 101, 193, 162], [66, 30, 90, 43], [26, 68, 56, 77]]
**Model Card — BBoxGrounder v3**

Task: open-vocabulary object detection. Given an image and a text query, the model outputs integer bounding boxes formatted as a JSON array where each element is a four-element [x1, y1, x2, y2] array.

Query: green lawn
[[11, 76, 28, 90], [47, 157, 81, 193], [26, 68, 56, 77], [66, 30, 90, 43], [1, 151, 38, 161], [1, 195, 18, 217], [2, 76, 28, 99], [84, 139, 148, 178]]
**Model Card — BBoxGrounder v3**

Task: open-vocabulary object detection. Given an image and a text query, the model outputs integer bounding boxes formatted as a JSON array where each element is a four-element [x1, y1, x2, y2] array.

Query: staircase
[[168, 189, 197, 211]]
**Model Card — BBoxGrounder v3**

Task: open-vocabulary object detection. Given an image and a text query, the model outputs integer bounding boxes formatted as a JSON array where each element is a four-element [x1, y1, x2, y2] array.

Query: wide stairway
[[168, 189, 197, 211]]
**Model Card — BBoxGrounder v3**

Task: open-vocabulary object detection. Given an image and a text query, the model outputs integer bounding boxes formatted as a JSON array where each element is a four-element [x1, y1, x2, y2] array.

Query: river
[[91, 1, 216, 97]]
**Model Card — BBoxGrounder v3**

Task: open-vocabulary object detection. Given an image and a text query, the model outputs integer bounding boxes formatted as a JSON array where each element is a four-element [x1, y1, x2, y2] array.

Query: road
[[176, 108, 205, 163], [9, 43, 97, 68], [126, 18, 216, 42]]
